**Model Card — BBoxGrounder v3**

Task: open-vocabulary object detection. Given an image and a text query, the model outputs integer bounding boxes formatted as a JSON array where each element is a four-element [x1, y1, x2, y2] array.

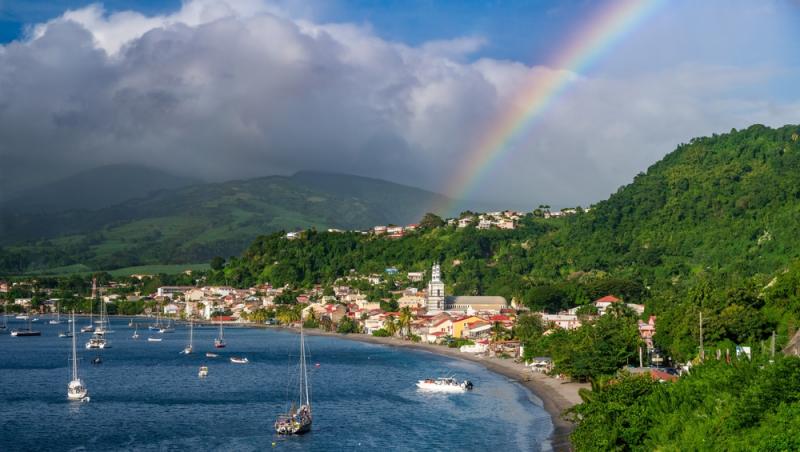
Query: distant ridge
[[2, 164, 199, 214], [0, 170, 469, 273]]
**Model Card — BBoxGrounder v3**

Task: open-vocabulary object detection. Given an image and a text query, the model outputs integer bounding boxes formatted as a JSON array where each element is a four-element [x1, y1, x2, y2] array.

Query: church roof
[[445, 296, 507, 306]]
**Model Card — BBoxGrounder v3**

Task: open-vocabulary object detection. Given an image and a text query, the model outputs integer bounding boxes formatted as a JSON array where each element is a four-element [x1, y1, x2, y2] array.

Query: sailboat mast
[[189, 319, 193, 345], [71, 311, 78, 380], [90, 278, 96, 323], [300, 326, 309, 406]]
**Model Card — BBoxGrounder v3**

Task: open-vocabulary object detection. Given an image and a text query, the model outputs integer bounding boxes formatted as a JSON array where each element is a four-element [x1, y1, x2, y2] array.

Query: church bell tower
[[426, 263, 445, 311]]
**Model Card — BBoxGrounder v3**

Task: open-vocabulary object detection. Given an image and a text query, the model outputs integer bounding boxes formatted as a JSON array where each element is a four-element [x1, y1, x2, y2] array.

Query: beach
[[300, 329, 588, 451]]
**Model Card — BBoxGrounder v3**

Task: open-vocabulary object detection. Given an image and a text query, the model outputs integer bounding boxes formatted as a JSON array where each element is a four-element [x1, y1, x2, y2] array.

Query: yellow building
[[451, 316, 484, 339]]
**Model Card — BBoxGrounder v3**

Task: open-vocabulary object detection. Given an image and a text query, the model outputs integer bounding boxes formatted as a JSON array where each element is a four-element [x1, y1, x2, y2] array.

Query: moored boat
[[205, 352, 218, 358], [85, 334, 108, 349], [416, 377, 473, 392], [181, 319, 194, 354], [230, 356, 249, 364], [67, 311, 89, 402], [11, 315, 41, 336], [214, 317, 226, 348], [274, 326, 313, 435], [147, 337, 162, 342], [11, 329, 42, 337], [198, 365, 209, 378]]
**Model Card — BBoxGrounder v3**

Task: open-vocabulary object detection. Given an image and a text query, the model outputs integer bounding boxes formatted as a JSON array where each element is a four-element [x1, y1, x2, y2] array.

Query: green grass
[[107, 263, 210, 277], [23, 262, 209, 277]]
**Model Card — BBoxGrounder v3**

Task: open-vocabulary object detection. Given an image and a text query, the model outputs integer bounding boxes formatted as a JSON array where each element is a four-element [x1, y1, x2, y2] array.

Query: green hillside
[[560, 124, 800, 280], [0, 172, 455, 273], [217, 124, 800, 287]]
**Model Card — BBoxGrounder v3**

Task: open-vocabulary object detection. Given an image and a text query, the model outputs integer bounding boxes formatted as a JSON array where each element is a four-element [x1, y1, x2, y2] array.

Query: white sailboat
[[182, 319, 194, 354], [94, 284, 112, 335], [132, 325, 139, 340], [67, 311, 89, 402], [81, 279, 96, 333], [214, 316, 226, 348], [49, 303, 62, 324], [274, 326, 313, 435], [149, 304, 163, 331]]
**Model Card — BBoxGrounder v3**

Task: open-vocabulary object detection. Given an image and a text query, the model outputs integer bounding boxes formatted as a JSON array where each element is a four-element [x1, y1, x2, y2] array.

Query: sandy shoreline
[[295, 328, 588, 451]]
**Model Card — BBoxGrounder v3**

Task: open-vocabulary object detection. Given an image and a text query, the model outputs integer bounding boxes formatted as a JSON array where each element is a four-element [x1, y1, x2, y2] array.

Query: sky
[[0, 0, 799, 209]]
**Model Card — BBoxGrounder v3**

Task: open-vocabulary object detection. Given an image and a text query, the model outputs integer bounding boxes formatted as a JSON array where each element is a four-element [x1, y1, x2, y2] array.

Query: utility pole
[[699, 311, 704, 362], [771, 331, 776, 361]]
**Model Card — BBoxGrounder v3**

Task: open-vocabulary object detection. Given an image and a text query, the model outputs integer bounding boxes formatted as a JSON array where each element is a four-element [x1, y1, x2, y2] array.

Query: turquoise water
[[0, 317, 551, 451]]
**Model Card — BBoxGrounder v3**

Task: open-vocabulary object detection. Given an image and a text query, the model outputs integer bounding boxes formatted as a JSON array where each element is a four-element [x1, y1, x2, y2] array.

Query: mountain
[[1, 164, 200, 213], [0, 171, 458, 273]]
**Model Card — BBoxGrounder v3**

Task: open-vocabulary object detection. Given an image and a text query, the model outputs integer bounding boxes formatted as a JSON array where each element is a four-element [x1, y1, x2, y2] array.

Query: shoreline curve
[[296, 328, 588, 451]]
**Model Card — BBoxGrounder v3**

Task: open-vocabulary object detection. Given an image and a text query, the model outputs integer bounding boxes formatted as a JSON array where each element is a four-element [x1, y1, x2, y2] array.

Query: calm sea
[[0, 317, 551, 451]]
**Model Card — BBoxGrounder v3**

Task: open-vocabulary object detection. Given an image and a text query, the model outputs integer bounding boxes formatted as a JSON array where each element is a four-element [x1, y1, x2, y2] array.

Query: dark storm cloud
[[0, 0, 798, 207]]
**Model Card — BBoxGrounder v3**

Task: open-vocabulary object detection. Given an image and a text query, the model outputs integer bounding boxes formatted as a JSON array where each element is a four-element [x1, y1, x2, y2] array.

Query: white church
[[426, 263, 507, 314]]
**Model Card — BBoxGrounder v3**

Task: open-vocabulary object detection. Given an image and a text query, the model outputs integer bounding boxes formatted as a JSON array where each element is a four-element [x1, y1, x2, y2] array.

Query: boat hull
[[415, 379, 473, 392], [275, 418, 312, 435], [11, 330, 41, 337]]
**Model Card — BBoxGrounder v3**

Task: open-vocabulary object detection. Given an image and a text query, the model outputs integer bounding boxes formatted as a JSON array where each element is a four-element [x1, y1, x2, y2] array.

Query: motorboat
[[198, 366, 209, 378], [205, 352, 218, 358], [147, 337, 162, 342], [59, 331, 73, 338], [230, 356, 249, 364], [416, 377, 473, 393]]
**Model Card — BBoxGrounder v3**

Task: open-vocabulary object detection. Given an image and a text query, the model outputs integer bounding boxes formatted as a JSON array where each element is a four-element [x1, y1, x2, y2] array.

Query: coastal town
[[2, 258, 662, 374]]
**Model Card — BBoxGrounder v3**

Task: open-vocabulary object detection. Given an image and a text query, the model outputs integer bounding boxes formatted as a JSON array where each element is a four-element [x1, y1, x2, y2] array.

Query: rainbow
[[438, 0, 663, 215]]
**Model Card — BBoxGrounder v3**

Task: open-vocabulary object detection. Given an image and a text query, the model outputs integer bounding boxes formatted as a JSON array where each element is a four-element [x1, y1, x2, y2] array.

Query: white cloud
[[0, 0, 798, 209]]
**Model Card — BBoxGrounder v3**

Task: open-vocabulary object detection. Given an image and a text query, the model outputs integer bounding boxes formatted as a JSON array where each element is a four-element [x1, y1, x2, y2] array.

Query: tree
[[419, 212, 445, 229], [210, 256, 225, 270], [398, 306, 413, 337], [384, 314, 398, 336], [337, 316, 360, 334]]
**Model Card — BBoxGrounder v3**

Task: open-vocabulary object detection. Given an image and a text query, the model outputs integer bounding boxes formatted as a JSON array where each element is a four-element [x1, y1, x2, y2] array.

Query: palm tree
[[492, 321, 507, 342], [384, 314, 398, 336], [398, 306, 413, 338], [276, 306, 301, 325]]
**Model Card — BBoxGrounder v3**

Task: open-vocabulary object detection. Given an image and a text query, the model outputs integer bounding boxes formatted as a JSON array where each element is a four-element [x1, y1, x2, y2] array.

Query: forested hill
[[562, 124, 800, 281]]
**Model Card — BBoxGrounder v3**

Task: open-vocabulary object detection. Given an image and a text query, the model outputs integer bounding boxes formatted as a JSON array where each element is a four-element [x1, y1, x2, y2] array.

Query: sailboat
[[49, 303, 62, 324], [11, 313, 41, 336], [182, 319, 194, 354], [132, 325, 140, 340], [214, 315, 226, 348], [149, 307, 162, 331], [274, 326, 313, 435], [158, 316, 175, 334], [81, 279, 96, 333], [94, 285, 112, 335], [67, 311, 89, 401], [0, 302, 7, 331]]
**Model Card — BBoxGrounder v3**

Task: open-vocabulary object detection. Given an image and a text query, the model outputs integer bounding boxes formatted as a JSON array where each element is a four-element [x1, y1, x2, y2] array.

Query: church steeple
[[426, 262, 445, 312]]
